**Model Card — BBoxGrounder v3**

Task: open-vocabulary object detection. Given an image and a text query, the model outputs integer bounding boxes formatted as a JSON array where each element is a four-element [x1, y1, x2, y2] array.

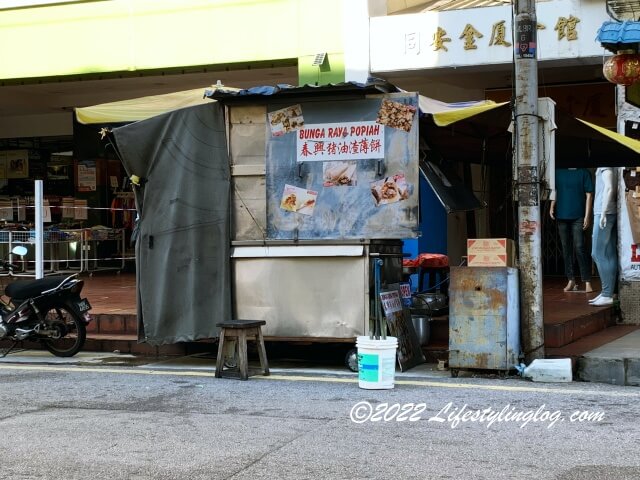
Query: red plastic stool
[[403, 253, 449, 294]]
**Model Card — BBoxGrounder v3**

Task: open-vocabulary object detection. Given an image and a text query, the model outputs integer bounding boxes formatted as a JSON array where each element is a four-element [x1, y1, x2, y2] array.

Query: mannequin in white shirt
[[590, 167, 618, 306]]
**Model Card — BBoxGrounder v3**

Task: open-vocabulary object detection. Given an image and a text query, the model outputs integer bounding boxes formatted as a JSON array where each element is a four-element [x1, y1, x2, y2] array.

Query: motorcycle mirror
[[11, 245, 28, 256]]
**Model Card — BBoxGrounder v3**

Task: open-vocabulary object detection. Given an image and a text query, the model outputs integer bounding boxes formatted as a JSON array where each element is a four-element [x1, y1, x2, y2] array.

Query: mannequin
[[550, 168, 594, 293], [590, 167, 618, 306]]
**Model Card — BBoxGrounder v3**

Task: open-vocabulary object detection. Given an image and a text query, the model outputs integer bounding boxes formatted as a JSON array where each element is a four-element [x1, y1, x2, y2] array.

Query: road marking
[[0, 364, 215, 377], [0, 364, 638, 397], [258, 375, 640, 397]]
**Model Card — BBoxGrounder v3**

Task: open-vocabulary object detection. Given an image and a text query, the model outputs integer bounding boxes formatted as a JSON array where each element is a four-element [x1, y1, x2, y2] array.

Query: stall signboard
[[380, 287, 425, 372], [296, 122, 384, 162], [266, 92, 420, 240]]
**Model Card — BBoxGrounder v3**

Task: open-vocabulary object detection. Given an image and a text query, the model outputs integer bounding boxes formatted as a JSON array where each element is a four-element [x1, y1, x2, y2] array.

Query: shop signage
[[370, 0, 609, 71], [296, 122, 384, 162]]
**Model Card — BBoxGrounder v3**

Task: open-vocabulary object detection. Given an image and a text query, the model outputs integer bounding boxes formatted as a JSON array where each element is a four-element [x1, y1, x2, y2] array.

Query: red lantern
[[603, 51, 640, 86]]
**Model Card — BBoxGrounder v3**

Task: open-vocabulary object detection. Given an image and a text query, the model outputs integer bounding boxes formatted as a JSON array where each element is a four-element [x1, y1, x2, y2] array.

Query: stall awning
[[422, 99, 509, 127], [577, 118, 640, 154], [75, 83, 640, 166], [420, 96, 640, 167], [75, 87, 222, 124]]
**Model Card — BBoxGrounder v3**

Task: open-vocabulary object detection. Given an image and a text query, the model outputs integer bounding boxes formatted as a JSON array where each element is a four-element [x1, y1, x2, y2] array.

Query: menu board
[[265, 92, 419, 240]]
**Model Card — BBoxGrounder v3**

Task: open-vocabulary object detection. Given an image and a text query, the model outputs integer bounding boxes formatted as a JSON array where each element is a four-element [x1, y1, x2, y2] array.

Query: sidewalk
[[577, 329, 640, 386]]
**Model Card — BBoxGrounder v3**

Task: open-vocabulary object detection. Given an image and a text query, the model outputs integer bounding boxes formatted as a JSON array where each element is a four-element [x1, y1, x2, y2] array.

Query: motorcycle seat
[[5, 276, 72, 301]]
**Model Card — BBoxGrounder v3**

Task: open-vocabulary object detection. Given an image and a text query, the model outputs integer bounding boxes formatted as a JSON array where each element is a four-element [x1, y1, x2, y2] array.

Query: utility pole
[[513, 0, 545, 362]]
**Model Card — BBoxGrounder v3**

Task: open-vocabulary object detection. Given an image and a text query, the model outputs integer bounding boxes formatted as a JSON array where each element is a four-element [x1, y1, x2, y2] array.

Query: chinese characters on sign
[[413, 15, 579, 52], [460, 24, 483, 50], [405, 32, 420, 54], [432, 27, 451, 51], [296, 122, 384, 162], [555, 15, 580, 41], [489, 20, 511, 47]]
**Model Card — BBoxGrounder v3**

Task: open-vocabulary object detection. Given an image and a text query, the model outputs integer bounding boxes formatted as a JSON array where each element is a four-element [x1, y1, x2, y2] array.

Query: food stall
[[209, 83, 420, 342], [98, 82, 421, 352]]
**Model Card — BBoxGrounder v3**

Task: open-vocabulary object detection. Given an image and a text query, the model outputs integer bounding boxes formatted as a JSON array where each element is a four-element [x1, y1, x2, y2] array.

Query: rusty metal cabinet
[[448, 266, 521, 376]]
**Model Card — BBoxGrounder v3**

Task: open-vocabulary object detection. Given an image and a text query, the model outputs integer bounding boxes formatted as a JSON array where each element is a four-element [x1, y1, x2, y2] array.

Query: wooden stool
[[215, 320, 270, 380]]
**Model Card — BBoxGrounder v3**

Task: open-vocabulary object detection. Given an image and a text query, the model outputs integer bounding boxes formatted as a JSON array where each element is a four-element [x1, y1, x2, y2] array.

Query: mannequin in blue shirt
[[550, 168, 594, 293]]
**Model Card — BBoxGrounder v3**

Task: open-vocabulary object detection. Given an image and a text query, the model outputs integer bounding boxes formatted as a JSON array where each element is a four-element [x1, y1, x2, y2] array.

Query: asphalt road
[[0, 362, 639, 480]]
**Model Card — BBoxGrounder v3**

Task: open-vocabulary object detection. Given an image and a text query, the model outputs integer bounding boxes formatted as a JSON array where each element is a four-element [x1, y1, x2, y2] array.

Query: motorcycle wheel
[[41, 303, 87, 357]]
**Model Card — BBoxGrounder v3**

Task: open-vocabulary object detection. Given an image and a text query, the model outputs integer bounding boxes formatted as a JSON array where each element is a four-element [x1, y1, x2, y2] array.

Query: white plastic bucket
[[356, 336, 398, 390]]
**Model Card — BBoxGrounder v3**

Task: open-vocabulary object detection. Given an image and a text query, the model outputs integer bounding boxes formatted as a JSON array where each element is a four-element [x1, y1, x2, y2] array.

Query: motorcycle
[[0, 246, 92, 358]]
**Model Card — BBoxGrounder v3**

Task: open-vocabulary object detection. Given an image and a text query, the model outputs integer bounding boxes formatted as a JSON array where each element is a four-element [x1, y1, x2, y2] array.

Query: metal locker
[[448, 266, 521, 376]]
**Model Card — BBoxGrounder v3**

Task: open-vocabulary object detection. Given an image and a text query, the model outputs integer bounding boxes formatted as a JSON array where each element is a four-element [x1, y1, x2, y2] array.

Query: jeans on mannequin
[[592, 213, 617, 297], [558, 218, 591, 282], [557, 218, 591, 282]]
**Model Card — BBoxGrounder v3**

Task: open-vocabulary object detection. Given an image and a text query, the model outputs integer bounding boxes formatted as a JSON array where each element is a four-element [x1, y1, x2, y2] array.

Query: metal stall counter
[[231, 240, 404, 341]]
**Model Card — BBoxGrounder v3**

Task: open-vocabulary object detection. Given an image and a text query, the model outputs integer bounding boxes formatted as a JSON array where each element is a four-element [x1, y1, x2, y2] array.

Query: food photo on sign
[[268, 104, 304, 137], [323, 161, 357, 187], [279, 184, 318, 215], [376, 99, 417, 132], [370, 173, 410, 206]]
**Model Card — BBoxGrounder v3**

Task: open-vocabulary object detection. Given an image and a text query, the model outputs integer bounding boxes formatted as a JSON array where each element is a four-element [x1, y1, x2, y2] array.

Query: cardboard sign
[[380, 286, 425, 372], [399, 282, 412, 307]]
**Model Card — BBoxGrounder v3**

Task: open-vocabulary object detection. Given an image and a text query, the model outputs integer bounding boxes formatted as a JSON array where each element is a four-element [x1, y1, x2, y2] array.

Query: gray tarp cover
[[112, 103, 231, 345]]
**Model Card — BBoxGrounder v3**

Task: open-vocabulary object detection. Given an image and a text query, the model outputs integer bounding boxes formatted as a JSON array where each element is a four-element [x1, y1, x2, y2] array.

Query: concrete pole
[[513, 0, 545, 361]]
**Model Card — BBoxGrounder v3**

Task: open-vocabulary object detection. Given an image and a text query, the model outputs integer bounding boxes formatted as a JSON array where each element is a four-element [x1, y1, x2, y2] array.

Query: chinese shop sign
[[296, 122, 385, 162]]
